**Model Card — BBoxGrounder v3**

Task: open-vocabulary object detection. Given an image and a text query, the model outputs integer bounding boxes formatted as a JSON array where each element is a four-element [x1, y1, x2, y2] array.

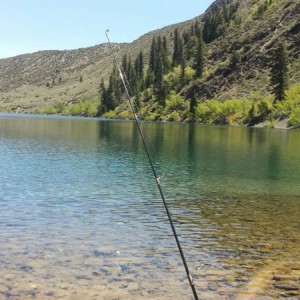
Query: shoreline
[[0, 111, 299, 130]]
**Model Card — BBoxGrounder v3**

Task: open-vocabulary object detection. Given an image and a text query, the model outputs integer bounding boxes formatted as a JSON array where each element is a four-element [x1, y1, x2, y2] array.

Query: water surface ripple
[[0, 114, 300, 299]]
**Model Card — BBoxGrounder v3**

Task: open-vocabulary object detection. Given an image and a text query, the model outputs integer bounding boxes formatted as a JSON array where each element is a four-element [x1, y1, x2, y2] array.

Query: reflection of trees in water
[[266, 144, 281, 180], [246, 128, 285, 182], [97, 121, 300, 197]]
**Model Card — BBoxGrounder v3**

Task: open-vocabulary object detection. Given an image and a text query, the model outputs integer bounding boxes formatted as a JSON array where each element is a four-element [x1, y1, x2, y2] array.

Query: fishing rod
[[105, 29, 199, 300]]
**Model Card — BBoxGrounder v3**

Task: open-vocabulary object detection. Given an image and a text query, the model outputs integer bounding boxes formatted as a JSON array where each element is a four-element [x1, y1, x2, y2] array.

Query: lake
[[0, 113, 300, 299]]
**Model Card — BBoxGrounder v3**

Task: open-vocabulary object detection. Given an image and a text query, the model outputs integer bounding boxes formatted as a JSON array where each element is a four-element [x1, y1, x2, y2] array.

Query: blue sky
[[0, 0, 214, 59]]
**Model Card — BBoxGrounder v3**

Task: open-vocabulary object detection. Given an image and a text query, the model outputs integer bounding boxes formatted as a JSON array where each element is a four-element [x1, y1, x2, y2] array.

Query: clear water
[[0, 113, 300, 299]]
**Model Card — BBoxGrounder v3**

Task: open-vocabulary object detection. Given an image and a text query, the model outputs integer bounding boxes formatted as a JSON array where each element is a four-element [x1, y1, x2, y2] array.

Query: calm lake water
[[0, 113, 300, 300]]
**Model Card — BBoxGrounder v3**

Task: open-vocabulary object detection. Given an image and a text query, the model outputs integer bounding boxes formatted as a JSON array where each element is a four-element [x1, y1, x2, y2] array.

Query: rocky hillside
[[192, 0, 300, 101], [0, 44, 127, 112], [0, 0, 299, 113]]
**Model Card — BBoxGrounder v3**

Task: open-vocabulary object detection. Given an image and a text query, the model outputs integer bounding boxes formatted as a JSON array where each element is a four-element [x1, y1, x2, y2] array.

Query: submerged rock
[[274, 283, 299, 291]]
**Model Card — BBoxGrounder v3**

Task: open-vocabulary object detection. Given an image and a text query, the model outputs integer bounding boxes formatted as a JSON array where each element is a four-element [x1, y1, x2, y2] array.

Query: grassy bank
[[38, 83, 300, 128], [40, 99, 99, 117]]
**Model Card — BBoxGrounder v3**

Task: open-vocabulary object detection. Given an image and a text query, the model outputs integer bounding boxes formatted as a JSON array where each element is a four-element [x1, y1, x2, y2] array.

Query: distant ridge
[[0, 0, 299, 114]]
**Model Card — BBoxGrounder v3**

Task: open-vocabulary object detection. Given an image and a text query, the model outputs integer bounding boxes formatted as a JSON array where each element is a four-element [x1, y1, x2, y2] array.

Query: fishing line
[[105, 30, 199, 300]]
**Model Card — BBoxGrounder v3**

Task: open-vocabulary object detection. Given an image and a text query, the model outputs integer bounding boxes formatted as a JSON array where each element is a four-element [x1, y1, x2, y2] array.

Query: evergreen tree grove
[[100, 67, 121, 113], [98, 21, 208, 115]]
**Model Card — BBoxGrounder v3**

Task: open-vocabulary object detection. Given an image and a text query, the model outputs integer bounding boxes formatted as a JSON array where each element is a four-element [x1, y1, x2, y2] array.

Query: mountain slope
[[0, 44, 126, 112], [192, 0, 300, 101], [0, 0, 299, 115]]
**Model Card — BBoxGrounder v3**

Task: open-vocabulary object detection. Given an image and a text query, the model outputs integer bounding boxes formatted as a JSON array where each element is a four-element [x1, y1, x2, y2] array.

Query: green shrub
[[185, 66, 196, 83], [257, 97, 273, 115], [69, 104, 82, 115], [82, 101, 98, 117], [167, 111, 181, 121], [289, 107, 300, 127], [164, 66, 181, 91], [86, 105, 98, 117], [60, 100, 99, 117], [286, 83, 300, 104], [221, 99, 241, 115], [273, 100, 296, 118], [194, 98, 253, 125], [165, 92, 187, 111], [54, 103, 65, 113], [145, 113, 159, 121], [61, 107, 71, 115], [264, 119, 276, 128], [41, 106, 57, 114], [196, 100, 222, 124], [103, 110, 117, 119], [118, 110, 131, 119]]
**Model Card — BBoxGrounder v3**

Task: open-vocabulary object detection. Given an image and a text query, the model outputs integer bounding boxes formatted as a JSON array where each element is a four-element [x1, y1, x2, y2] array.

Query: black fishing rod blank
[[105, 29, 199, 300]]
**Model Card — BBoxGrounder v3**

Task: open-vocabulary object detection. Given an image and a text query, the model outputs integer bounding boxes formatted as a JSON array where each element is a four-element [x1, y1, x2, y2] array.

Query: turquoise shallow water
[[0, 113, 300, 299]]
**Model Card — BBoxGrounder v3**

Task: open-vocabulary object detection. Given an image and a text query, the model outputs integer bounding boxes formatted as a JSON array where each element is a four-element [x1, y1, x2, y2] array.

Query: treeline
[[99, 20, 206, 115], [99, 51, 145, 114], [98, 1, 245, 116]]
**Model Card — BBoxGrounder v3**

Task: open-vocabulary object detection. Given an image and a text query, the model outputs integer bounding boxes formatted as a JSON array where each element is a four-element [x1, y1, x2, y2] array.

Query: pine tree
[[135, 51, 144, 80], [105, 67, 121, 111], [180, 57, 186, 89], [145, 69, 154, 88], [146, 37, 158, 88], [126, 57, 134, 85], [122, 54, 128, 75], [172, 29, 179, 67], [182, 31, 190, 46], [149, 37, 157, 72], [203, 16, 212, 43], [134, 51, 144, 91], [270, 42, 289, 102], [186, 37, 196, 60], [172, 29, 184, 67], [154, 54, 164, 98], [195, 32, 205, 77], [99, 78, 107, 114], [155, 35, 172, 106], [223, 4, 230, 23], [162, 36, 171, 73], [147, 35, 171, 106], [194, 21, 202, 38], [190, 89, 197, 116], [154, 36, 163, 79]]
